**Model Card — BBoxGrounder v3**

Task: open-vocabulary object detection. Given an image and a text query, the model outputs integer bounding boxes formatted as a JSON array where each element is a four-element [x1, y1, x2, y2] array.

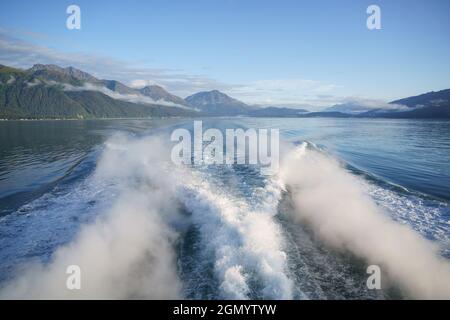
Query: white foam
[[178, 173, 294, 299]]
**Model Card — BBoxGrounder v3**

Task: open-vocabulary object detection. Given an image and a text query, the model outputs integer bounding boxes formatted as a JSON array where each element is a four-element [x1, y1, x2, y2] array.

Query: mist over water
[[280, 142, 450, 299], [0, 118, 449, 299], [0, 134, 184, 299]]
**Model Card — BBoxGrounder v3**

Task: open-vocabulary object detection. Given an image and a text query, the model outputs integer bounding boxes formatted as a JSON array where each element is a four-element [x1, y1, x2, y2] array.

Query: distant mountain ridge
[[361, 89, 450, 119], [185, 90, 310, 116], [248, 106, 309, 117], [323, 89, 450, 118], [139, 85, 188, 107], [27, 64, 191, 107], [0, 63, 449, 119], [325, 101, 406, 114], [0, 64, 195, 119], [29, 64, 99, 84], [185, 90, 252, 115], [390, 89, 450, 109]]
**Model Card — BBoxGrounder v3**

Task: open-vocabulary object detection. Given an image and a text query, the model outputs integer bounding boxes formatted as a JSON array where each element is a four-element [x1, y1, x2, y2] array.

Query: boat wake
[[0, 134, 449, 299]]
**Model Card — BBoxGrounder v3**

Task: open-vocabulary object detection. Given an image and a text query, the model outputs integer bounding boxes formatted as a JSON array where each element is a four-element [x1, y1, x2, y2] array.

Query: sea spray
[[0, 133, 293, 299], [0, 134, 184, 299], [280, 142, 450, 299]]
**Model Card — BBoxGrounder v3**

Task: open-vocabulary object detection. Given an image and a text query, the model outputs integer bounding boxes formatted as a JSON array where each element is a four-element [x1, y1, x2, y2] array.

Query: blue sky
[[0, 0, 449, 109]]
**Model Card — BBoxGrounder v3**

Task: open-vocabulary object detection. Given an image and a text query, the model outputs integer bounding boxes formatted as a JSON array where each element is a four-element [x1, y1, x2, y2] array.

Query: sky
[[0, 0, 449, 110]]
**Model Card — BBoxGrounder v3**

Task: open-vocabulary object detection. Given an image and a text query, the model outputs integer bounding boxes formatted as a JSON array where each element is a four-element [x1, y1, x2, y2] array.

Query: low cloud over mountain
[[1, 63, 449, 119]]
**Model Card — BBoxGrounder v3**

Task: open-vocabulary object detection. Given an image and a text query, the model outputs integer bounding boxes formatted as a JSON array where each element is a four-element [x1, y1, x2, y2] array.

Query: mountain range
[[185, 90, 252, 115], [0, 63, 449, 119], [324, 90, 450, 119], [0, 64, 196, 119]]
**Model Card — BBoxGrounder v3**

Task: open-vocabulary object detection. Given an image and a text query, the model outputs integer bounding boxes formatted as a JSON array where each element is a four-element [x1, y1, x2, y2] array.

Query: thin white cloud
[[129, 79, 161, 89], [325, 97, 409, 114], [0, 31, 229, 98], [0, 29, 398, 110], [227, 79, 338, 107], [61, 82, 191, 109]]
